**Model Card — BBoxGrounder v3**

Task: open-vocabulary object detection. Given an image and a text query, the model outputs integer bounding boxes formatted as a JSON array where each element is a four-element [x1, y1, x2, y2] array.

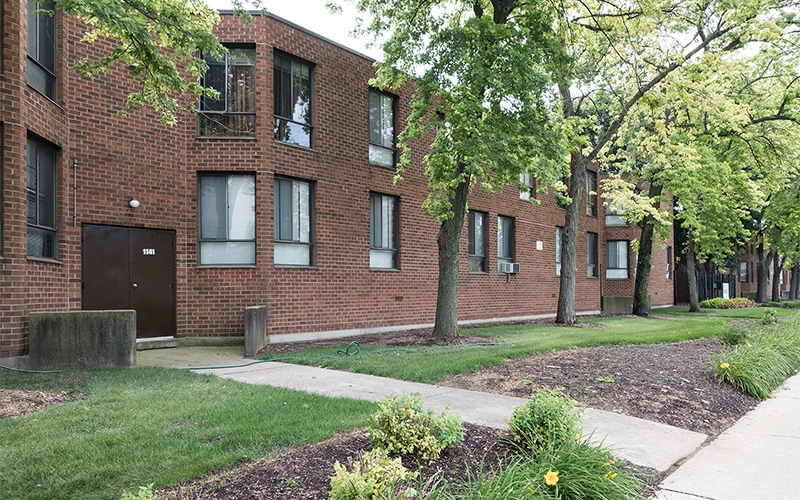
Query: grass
[[0, 367, 376, 500], [267, 307, 791, 384]]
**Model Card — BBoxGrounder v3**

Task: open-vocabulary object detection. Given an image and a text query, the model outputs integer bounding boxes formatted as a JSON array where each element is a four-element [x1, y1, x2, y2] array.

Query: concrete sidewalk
[[138, 346, 706, 472], [654, 372, 800, 500]]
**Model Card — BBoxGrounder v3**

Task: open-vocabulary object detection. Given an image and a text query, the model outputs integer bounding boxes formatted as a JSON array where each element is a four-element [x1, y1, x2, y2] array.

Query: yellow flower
[[574, 434, 581, 441], [720, 363, 730, 369], [609, 473, 618, 479], [544, 470, 559, 486], [604, 460, 615, 466]]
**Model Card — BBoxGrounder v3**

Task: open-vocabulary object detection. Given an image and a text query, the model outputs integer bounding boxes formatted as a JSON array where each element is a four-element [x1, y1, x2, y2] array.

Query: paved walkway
[[138, 346, 800, 499]]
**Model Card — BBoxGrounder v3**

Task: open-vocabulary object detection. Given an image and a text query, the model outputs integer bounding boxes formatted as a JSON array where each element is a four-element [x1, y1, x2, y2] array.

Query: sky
[[205, 0, 382, 60]]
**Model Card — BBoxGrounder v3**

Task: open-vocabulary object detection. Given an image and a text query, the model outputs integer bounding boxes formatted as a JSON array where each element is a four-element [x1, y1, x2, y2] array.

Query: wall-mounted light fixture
[[129, 197, 140, 209]]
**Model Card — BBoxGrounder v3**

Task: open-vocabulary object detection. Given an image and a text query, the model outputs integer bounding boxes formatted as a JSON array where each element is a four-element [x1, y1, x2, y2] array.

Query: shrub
[[762, 309, 778, 325], [715, 316, 800, 399], [699, 297, 758, 309], [329, 448, 417, 500], [508, 388, 582, 454], [760, 300, 800, 309], [367, 393, 465, 463]]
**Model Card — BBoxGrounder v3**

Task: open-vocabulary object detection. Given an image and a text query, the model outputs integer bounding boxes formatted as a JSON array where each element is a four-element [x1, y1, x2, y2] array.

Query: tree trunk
[[755, 243, 773, 303], [431, 169, 471, 339], [791, 264, 800, 300], [772, 255, 783, 303], [687, 236, 700, 312], [632, 183, 663, 316], [556, 151, 586, 324]]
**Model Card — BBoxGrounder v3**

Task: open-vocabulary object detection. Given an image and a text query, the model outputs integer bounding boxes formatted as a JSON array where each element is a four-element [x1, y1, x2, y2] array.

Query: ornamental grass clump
[[449, 438, 643, 500], [715, 315, 800, 399], [367, 393, 465, 463], [508, 388, 582, 454]]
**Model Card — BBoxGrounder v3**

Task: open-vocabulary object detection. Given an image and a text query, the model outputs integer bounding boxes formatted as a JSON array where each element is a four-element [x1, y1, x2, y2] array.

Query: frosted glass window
[[606, 240, 629, 279], [497, 216, 514, 273], [274, 178, 313, 266], [369, 90, 396, 167], [370, 193, 398, 269], [468, 211, 487, 273], [199, 174, 255, 265]]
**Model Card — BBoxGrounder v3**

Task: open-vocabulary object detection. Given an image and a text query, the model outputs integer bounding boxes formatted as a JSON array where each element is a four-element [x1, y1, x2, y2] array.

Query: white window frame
[[606, 240, 629, 279], [274, 177, 314, 266], [370, 193, 399, 269], [198, 173, 256, 266]]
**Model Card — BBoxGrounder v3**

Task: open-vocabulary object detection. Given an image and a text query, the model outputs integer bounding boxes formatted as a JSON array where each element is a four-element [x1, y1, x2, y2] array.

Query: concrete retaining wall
[[29, 310, 136, 370], [602, 296, 634, 315]]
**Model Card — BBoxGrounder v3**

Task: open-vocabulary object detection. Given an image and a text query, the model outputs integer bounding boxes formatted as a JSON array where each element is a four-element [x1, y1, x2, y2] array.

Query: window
[[274, 177, 313, 266], [198, 174, 255, 265], [666, 246, 672, 280], [497, 216, 514, 273], [740, 262, 748, 283], [606, 240, 629, 279], [370, 193, 399, 269], [369, 89, 396, 167], [199, 47, 256, 137], [27, 0, 56, 100], [519, 173, 535, 201], [26, 137, 57, 259], [586, 170, 597, 216], [587, 232, 598, 278], [274, 53, 313, 147], [605, 201, 627, 226], [468, 211, 487, 273], [555, 227, 563, 276]]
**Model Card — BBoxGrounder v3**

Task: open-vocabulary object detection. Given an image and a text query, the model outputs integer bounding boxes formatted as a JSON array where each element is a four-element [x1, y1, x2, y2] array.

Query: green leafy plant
[[121, 484, 157, 500], [367, 393, 465, 463], [760, 300, 800, 309], [508, 388, 582, 454], [329, 448, 417, 500], [720, 325, 753, 345], [596, 375, 615, 383], [762, 309, 778, 325], [699, 297, 758, 309]]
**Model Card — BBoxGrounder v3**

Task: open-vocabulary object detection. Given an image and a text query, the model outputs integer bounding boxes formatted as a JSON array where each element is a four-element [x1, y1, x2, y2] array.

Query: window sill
[[196, 264, 257, 269], [274, 139, 316, 152], [27, 256, 63, 265], [196, 135, 257, 140], [370, 267, 400, 272], [468, 271, 489, 275], [274, 264, 317, 269], [26, 84, 60, 109]]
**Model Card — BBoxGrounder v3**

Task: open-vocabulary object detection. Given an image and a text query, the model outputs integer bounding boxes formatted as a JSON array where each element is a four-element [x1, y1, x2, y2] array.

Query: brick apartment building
[[0, 4, 675, 360]]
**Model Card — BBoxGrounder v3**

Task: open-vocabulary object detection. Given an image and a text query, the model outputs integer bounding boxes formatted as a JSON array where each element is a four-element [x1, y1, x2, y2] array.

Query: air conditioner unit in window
[[501, 262, 521, 274]]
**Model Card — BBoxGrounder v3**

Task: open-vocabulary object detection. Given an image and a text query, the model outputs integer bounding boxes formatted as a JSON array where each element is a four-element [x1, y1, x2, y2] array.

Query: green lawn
[[266, 307, 797, 383], [0, 368, 376, 500]]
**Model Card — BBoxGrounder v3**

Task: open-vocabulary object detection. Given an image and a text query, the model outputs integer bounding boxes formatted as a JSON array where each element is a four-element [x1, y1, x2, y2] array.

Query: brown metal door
[[82, 225, 176, 338]]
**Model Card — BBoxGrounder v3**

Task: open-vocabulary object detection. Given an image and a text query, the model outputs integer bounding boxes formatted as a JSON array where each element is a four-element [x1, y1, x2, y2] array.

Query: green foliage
[[761, 300, 800, 309], [719, 324, 754, 346], [699, 298, 758, 309], [508, 388, 582, 454], [329, 448, 417, 500], [447, 439, 643, 500], [762, 309, 779, 325], [120, 484, 156, 500], [367, 393, 464, 463], [715, 316, 800, 398]]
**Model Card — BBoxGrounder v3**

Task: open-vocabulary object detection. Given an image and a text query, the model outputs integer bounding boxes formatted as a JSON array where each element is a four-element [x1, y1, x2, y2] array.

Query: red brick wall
[[0, 8, 676, 356]]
